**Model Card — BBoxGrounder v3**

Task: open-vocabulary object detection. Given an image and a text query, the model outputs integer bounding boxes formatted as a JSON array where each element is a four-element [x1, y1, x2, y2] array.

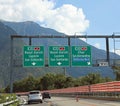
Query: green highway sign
[[49, 46, 70, 66], [23, 46, 44, 67], [71, 46, 92, 66]]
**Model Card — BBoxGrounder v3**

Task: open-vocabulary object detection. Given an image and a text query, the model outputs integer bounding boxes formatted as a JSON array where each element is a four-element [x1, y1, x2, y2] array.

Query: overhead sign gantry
[[10, 34, 120, 93]]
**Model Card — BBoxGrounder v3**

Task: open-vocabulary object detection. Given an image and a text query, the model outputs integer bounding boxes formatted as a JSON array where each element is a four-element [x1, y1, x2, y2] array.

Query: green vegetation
[[9, 101, 19, 106], [0, 93, 18, 104], [4, 73, 112, 92], [112, 66, 120, 80]]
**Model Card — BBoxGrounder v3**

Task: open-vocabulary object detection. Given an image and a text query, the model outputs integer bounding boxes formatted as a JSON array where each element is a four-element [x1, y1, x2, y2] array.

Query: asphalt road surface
[[49, 97, 120, 106], [20, 96, 120, 106], [24, 102, 50, 106]]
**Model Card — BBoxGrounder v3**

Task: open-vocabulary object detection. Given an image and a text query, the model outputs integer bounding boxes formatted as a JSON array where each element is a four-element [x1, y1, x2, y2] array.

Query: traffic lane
[[19, 96, 51, 106], [49, 97, 120, 106], [24, 102, 50, 106]]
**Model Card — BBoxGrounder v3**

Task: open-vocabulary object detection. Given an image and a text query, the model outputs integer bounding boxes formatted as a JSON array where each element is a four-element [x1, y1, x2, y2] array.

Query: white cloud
[[0, 0, 54, 21], [0, 0, 89, 35], [115, 49, 120, 55], [43, 4, 89, 35], [111, 49, 120, 55], [94, 43, 101, 49], [74, 32, 87, 42]]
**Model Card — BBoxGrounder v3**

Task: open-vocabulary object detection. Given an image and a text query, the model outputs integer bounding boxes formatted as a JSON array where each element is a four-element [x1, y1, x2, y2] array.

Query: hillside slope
[[0, 22, 17, 87]]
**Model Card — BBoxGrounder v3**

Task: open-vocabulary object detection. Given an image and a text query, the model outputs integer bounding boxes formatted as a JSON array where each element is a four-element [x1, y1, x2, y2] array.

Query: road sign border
[[23, 45, 45, 67], [48, 45, 70, 67], [71, 46, 92, 67]]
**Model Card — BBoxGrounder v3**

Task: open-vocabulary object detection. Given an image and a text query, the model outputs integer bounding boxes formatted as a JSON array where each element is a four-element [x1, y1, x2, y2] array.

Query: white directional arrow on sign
[[87, 62, 91, 65], [57, 62, 62, 66], [32, 62, 36, 66]]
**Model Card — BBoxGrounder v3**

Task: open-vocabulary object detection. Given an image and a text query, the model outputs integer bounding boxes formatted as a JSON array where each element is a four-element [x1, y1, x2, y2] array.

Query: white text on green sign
[[71, 46, 92, 66], [23, 46, 44, 67], [49, 46, 70, 66]]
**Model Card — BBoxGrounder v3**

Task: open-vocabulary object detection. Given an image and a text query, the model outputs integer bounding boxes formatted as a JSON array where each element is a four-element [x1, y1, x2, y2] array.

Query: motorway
[[20, 96, 120, 106]]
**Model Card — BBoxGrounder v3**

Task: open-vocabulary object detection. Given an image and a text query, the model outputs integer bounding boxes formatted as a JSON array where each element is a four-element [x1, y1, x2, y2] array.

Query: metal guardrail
[[52, 92, 120, 101], [0, 99, 18, 106], [41, 81, 120, 101]]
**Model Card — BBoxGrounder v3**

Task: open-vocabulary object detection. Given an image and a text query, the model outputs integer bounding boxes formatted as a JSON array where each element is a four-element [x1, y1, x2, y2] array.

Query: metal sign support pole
[[68, 37, 71, 68], [10, 36, 13, 93], [106, 37, 110, 65], [29, 37, 32, 45]]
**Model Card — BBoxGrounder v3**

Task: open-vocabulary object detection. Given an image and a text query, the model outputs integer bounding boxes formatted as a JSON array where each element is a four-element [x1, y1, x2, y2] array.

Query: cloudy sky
[[0, 0, 120, 53]]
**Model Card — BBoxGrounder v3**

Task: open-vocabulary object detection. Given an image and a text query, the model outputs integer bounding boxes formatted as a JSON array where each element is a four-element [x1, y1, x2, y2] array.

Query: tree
[[79, 73, 109, 85], [34, 77, 42, 90], [64, 76, 74, 88], [4, 72, 113, 93], [54, 74, 66, 89], [13, 75, 37, 92], [41, 73, 55, 90], [24, 75, 36, 91], [112, 66, 120, 80]]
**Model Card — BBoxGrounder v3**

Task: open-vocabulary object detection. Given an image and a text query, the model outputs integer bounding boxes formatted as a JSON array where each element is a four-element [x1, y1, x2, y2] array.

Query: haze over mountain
[[0, 20, 119, 88]]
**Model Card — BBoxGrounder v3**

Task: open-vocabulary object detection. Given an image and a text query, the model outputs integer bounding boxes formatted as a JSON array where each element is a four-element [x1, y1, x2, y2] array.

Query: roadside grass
[[9, 101, 19, 106], [0, 93, 18, 104]]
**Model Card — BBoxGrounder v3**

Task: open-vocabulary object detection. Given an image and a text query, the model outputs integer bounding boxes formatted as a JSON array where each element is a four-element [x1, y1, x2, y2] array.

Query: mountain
[[3, 21, 64, 35], [0, 22, 17, 87], [3, 21, 120, 60], [0, 21, 66, 88], [0, 20, 119, 88]]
